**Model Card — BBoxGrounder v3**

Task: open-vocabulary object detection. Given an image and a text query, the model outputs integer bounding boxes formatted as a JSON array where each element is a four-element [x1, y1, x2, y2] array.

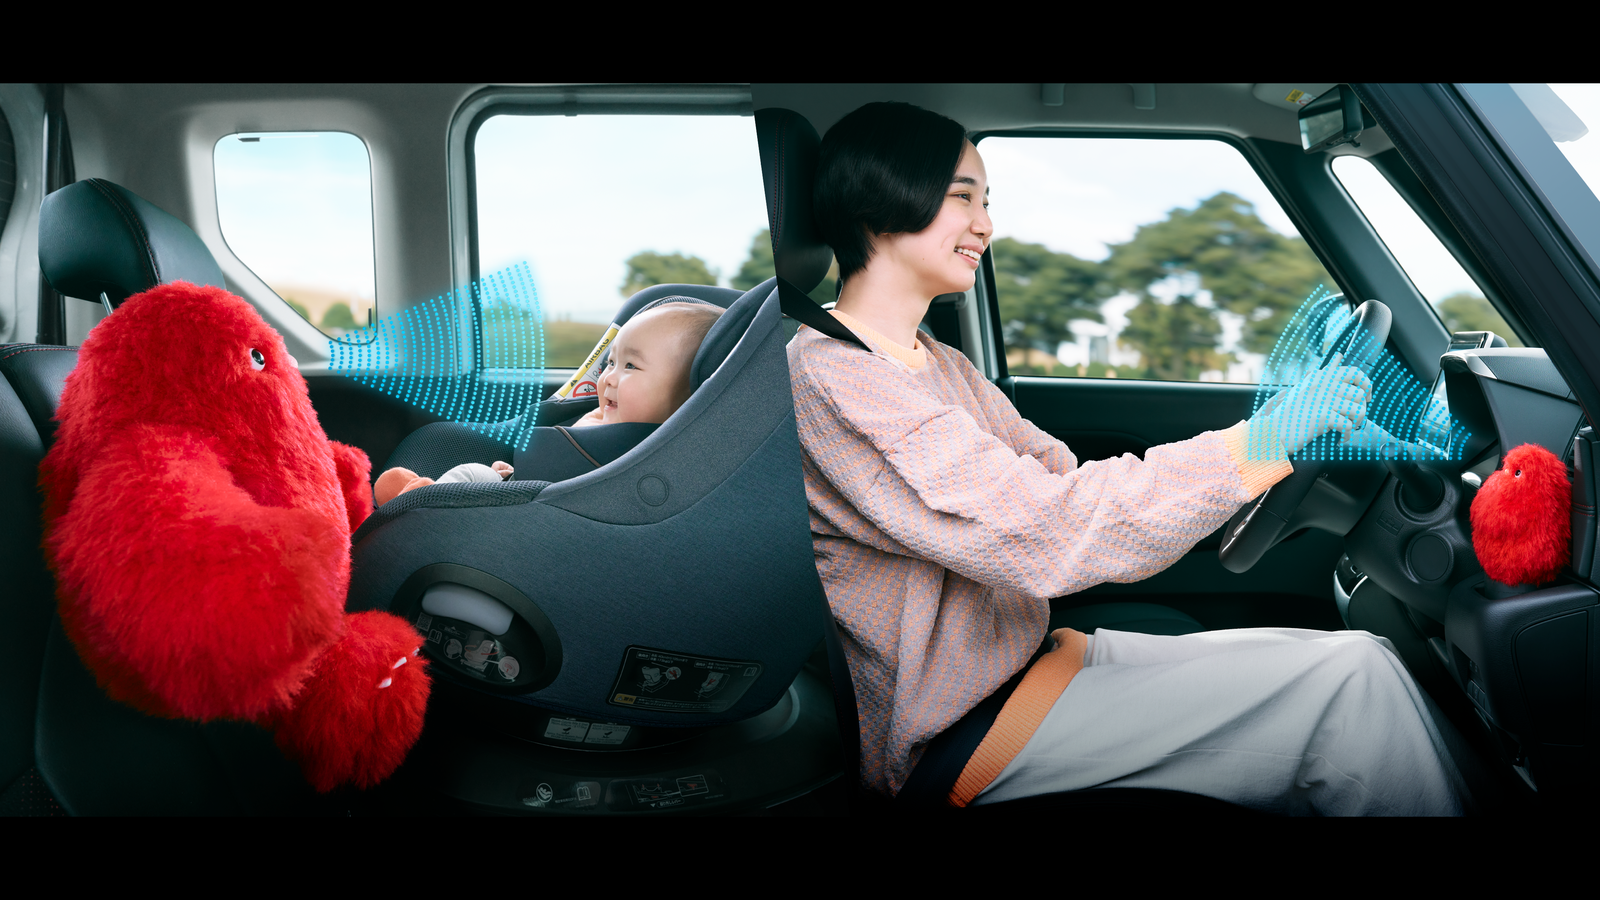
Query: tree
[[1106, 192, 1335, 369], [321, 301, 357, 332], [621, 252, 718, 297], [730, 227, 839, 305], [731, 230, 775, 290], [1434, 292, 1523, 347], [282, 296, 311, 321], [990, 237, 1107, 353], [1120, 294, 1232, 381]]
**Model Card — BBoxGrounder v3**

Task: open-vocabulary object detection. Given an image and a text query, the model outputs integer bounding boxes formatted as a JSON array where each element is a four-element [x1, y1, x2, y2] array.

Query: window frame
[[968, 128, 1354, 385], [211, 129, 380, 342], [447, 85, 754, 373]]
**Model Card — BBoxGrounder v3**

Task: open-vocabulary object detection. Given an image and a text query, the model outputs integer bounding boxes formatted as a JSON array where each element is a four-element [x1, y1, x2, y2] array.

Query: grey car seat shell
[[348, 276, 828, 728]]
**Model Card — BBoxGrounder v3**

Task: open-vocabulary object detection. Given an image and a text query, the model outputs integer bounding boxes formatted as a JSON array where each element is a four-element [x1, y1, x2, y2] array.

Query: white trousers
[[972, 628, 1468, 816]]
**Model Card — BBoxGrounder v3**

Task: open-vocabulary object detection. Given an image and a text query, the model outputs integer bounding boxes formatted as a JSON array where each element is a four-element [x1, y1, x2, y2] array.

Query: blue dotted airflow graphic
[[328, 263, 546, 451], [1246, 289, 1470, 462]]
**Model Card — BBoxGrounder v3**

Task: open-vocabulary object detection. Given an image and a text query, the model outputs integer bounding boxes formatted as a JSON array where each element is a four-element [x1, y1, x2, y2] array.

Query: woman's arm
[[794, 336, 1290, 600]]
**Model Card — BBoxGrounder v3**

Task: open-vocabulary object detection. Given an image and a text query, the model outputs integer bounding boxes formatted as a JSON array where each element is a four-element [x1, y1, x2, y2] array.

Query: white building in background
[[1057, 317, 1142, 370]]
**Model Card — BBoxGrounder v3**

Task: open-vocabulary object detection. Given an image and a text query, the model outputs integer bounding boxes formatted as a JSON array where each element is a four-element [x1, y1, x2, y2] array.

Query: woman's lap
[[972, 627, 1467, 815]]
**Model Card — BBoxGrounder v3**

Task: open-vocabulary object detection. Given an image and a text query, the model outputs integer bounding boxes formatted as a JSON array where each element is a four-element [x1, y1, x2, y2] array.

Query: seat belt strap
[[776, 277, 871, 353]]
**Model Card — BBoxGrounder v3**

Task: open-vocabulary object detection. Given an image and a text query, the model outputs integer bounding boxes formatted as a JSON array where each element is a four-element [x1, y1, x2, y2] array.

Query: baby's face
[[597, 310, 693, 425]]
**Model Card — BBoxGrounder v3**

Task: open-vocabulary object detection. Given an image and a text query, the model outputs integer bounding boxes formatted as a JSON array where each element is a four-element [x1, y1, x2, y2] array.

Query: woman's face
[[873, 140, 992, 297]]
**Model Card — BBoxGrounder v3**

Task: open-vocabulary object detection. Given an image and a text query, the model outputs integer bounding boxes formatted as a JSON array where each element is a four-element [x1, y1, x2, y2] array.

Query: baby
[[375, 300, 724, 504]]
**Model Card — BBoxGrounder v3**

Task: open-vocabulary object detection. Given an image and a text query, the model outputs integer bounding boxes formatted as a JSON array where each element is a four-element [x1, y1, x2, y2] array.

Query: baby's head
[[597, 300, 724, 425]]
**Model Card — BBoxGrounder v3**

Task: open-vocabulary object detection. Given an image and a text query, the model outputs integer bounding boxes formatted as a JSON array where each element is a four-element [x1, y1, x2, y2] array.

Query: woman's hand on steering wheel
[[1247, 353, 1373, 459]]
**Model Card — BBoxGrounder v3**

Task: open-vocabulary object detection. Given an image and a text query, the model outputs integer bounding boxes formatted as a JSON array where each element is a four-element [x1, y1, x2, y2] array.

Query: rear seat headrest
[[756, 109, 833, 294], [39, 179, 226, 308]]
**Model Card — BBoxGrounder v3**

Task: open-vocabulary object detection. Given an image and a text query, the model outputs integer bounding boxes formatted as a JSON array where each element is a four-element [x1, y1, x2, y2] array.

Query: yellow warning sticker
[[613, 693, 637, 704], [1285, 90, 1305, 104]]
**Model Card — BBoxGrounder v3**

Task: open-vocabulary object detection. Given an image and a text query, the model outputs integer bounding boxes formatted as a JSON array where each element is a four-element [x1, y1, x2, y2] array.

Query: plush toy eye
[[249, 348, 265, 371], [1514, 469, 1523, 477]]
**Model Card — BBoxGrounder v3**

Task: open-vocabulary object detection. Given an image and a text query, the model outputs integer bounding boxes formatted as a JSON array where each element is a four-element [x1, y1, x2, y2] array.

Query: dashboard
[[1340, 334, 1594, 793]]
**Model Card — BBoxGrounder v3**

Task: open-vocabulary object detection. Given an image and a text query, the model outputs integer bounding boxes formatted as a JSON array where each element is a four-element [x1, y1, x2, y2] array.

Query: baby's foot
[[492, 461, 514, 480]]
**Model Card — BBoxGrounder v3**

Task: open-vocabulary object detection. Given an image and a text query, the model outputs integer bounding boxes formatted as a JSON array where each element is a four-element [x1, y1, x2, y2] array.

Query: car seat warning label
[[608, 646, 762, 713]]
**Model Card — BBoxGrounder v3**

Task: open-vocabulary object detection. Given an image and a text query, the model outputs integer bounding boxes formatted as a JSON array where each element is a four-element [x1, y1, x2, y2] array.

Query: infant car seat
[[346, 273, 849, 812], [352, 277, 824, 722]]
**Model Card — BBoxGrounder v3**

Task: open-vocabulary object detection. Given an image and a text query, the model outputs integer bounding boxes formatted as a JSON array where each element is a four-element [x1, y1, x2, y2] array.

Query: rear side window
[[214, 132, 376, 338], [473, 114, 768, 367], [978, 136, 1335, 383]]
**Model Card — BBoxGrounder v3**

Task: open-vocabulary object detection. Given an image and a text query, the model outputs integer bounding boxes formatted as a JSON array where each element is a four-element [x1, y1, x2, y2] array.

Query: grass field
[[482, 315, 609, 368]]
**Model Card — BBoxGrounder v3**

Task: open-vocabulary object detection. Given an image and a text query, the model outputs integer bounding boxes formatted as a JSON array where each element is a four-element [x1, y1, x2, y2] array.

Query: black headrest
[[39, 179, 226, 308], [690, 277, 773, 390], [756, 109, 833, 294]]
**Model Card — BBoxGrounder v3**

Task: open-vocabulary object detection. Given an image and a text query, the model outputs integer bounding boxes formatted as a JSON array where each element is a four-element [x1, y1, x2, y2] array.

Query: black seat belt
[[776, 277, 871, 353]]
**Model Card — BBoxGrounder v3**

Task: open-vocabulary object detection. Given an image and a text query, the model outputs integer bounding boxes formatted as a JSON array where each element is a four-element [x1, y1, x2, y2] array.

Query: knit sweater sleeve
[[794, 334, 1291, 600]]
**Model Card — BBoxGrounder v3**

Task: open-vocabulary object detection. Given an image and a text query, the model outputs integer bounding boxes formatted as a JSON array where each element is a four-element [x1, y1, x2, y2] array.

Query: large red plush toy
[[40, 281, 431, 792], [1470, 443, 1572, 586]]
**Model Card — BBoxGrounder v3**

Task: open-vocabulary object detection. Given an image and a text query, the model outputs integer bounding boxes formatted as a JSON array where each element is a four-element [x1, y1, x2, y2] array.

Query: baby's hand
[[492, 461, 514, 480]]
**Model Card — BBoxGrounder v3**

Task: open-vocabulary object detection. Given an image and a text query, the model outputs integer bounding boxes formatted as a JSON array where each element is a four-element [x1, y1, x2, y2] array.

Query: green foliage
[[321, 301, 358, 332], [622, 252, 719, 297], [731, 227, 838, 304], [543, 320, 612, 367], [990, 237, 1106, 352], [283, 296, 310, 321], [1105, 192, 1335, 359], [1121, 294, 1234, 381], [731, 230, 775, 290], [1434, 292, 1524, 347]]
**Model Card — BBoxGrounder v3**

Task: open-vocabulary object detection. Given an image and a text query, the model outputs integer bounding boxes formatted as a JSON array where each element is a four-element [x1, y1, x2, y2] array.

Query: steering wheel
[[1218, 299, 1392, 573]]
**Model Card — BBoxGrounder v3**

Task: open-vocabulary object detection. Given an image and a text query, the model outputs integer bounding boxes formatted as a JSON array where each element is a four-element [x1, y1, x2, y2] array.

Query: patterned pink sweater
[[788, 311, 1293, 796]]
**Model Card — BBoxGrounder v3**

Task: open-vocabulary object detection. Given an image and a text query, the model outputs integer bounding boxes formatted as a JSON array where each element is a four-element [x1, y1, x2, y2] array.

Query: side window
[[213, 132, 376, 339], [473, 114, 768, 368], [1330, 155, 1520, 346], [979, 136, 1335, 383]]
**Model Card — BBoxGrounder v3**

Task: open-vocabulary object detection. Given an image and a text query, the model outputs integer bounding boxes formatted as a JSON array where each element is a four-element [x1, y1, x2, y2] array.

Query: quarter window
[[213, 132, 376, 338], [979, 136, 1335, 383], [1330, 155, 1517, 346]]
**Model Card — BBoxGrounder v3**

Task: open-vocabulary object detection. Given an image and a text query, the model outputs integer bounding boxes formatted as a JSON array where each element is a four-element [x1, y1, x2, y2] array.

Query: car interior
[[3, 82, 1598, 815]]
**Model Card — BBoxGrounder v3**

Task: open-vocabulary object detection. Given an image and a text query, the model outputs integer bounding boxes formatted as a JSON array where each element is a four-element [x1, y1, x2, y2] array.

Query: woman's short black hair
[[812, 102, 969, 282]]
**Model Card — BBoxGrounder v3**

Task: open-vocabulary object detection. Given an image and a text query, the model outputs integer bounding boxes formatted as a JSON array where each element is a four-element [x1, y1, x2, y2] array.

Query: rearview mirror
[[1299, 85, 1377, 153]]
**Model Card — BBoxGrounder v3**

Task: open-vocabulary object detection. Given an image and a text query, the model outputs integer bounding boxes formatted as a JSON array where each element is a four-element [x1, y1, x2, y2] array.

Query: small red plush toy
[[40, 281, 431, 792], [1470, 443, 1572, 586]]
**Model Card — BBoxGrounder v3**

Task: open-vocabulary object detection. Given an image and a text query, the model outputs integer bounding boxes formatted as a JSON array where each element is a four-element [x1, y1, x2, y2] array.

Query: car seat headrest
[[690, 277, 773, 391], [756, 108, 833, 295], [39, 179, 226, 309], [613, 283, 740, 327]]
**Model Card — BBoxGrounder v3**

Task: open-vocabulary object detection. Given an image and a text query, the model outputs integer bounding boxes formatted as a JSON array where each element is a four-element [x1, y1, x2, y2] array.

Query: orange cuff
[[1222, 421, 1295, 499]]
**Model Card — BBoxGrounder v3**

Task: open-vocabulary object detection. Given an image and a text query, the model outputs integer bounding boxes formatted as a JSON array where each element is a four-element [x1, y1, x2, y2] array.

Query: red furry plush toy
[[40, 281, 431, 792], [1470, 443, 1572, 586]]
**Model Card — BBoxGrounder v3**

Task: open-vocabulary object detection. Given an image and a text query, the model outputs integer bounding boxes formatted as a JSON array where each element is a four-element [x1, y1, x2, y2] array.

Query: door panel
[[1002, 373, 1346, 630]]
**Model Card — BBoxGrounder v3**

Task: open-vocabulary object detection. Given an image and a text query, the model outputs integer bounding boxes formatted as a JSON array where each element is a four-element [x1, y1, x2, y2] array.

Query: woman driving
[[787, 101, 1470, 815]]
